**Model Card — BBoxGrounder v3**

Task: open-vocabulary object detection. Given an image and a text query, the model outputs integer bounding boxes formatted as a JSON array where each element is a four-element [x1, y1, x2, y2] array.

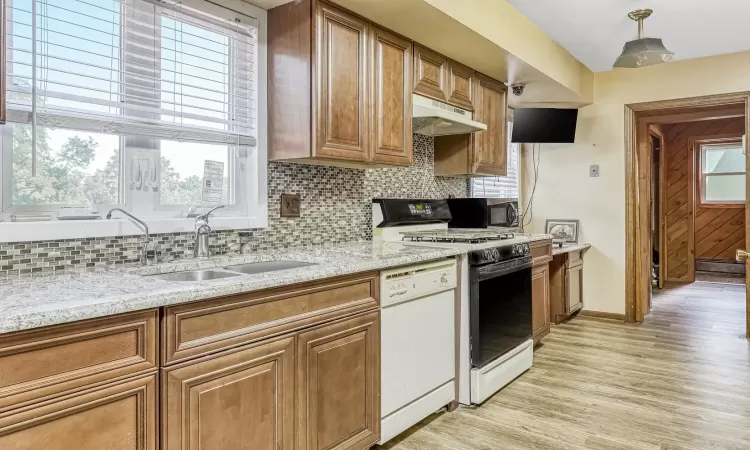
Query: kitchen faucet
[[194, 205, 225, 258], [106, 208, 159, 265]]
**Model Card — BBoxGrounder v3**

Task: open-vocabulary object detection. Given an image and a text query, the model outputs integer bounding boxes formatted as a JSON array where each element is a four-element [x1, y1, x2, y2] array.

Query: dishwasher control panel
[[380, 258, 457, 307]]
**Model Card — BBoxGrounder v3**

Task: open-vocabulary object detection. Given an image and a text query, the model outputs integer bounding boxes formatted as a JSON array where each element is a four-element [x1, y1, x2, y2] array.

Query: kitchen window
[[698, 139, 745, 206], [0, 0, 268, 238], [470, 120, 519, 198]]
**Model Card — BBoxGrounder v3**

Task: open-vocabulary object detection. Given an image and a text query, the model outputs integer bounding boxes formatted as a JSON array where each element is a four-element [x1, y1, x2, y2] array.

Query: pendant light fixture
[[614, 9, 674, 68]]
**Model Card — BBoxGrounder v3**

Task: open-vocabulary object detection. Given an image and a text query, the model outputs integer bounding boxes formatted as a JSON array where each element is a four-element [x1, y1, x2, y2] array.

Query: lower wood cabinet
[[0, 274, 381, 450], [297, 311, 380, 450], [530, 239, 553, 344], [566, 261, 584, 316], [549, 250, 585, 324], [0, 373, 158, 450], [162, 336, 296, 450], [531, 263, 551, 343]]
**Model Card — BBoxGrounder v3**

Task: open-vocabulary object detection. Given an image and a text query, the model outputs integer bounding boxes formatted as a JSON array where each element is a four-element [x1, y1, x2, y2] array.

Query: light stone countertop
[[524, 233, 555, 242], [552, 242, 591, 256], [0, 242, 462, 334]]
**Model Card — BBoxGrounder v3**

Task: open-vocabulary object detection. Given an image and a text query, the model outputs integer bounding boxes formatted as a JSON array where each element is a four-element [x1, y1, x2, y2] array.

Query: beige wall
[[522, 51, 750, 314]]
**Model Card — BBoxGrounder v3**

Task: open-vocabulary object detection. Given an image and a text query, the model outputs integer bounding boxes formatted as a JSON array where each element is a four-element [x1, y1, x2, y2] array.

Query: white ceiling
[[507, 0, 750, 72]]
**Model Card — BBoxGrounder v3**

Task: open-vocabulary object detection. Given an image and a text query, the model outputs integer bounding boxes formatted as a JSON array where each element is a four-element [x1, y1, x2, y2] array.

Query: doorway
[[625, 95, 750, 338]]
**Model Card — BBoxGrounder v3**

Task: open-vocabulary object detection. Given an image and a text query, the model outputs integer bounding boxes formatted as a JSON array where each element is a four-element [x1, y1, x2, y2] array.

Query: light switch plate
[[589, 164, 600, 177], [281, 194, 301, 218]]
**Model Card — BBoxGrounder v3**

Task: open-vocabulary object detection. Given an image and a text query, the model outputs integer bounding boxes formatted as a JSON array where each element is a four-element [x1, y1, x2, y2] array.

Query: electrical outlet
[[280, 194, 301, 218], [589, 164, 600, 177]]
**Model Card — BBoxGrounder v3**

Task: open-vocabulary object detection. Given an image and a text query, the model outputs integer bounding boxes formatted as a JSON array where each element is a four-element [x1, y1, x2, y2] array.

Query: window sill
[[0, 216, 267, 243], [697, 203, 745, 209]]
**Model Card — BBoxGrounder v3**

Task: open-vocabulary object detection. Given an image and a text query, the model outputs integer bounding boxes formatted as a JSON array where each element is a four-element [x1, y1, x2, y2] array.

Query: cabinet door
[[446, 60, 475, 110], [369, 26, 413, 166], [472, 73, 508, 176], [0, 373, 157, 450], [531, 263, 551, 343], [297, 311, 379, 450], [413, 43, 448, 102], [162, 336, 295, 450], [314, 2, 369, 162], [565, 263, 584, 315]]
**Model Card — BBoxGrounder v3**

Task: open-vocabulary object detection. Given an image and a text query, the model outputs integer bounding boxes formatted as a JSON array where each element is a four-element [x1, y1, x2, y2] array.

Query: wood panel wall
[[663, 117, 745, 282]]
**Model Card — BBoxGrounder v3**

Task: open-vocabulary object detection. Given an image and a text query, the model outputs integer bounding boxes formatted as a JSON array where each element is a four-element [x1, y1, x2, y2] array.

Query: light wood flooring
[[381, 282, 750, 450]]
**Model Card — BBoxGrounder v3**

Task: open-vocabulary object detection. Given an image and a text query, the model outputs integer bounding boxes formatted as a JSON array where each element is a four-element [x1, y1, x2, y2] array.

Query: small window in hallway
[[699, 142, 746, 205]]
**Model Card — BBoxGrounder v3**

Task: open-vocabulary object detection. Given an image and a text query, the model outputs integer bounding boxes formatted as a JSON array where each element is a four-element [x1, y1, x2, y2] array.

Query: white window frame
[[0, 0, 268, 241], [698, 137, 745, 207]]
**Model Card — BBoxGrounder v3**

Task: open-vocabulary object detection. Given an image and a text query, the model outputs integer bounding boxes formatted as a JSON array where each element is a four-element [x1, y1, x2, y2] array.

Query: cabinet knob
[[736, 249, 749, 262]]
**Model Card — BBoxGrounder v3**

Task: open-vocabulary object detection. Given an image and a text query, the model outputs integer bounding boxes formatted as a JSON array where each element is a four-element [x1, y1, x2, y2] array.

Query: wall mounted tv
[[511, 108, 579, 143]]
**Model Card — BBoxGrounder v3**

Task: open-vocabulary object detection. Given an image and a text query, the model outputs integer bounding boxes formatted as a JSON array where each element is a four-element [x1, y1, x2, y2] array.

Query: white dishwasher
[[380, 258, 457, 445]]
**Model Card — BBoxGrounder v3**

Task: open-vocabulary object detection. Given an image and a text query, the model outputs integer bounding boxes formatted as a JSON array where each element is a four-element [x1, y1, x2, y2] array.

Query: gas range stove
[[372, 199, 530, 252], [400, 229, 516, 244]]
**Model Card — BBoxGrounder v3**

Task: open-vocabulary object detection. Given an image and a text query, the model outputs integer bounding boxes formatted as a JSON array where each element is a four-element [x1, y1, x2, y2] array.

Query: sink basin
[[224, 260, 317, 275], [148, 269, 240, 282]]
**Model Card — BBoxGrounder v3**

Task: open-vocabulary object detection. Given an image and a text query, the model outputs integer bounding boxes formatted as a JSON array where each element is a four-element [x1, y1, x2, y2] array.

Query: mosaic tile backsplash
[[0, 135, 467, 276]]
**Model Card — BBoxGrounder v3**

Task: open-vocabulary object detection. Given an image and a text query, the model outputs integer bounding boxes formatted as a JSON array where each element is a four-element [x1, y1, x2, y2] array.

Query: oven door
[[469, 258, 532, 368]]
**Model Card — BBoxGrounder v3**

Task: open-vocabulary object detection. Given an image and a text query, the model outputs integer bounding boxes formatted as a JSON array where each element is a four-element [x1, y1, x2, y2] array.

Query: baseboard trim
[[579, 310, 626, 321]]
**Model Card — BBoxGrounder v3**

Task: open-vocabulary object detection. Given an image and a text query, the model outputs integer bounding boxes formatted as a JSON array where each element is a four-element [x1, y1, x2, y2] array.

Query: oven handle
[[476, 261, 532, 280]]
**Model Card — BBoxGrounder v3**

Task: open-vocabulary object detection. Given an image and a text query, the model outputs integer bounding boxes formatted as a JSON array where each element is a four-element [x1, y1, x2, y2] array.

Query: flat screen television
[[511, 108, 578, 143]]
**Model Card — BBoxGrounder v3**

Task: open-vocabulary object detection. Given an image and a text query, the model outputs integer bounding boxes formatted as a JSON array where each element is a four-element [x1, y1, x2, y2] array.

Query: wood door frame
[[625, 93, 750, 333], [649, 125, 666, 290]]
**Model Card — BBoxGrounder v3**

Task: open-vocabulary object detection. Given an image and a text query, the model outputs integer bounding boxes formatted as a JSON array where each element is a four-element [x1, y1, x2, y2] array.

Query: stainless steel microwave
[[446, 198, 519, 229]]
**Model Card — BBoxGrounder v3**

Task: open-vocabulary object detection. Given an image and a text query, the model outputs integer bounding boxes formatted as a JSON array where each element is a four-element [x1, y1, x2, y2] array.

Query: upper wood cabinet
[[315, 2, 369, 162], [268, 0, 412, 167], [472, 73, 508, 175], [296, 311, 380, 450], [413, 44, 476, 111], [433, 72, 508, 177], [413, 43, 449, 103], [446, 60, 475, 111], [162, 336, 295, 450], [370, 26, 413, 166]]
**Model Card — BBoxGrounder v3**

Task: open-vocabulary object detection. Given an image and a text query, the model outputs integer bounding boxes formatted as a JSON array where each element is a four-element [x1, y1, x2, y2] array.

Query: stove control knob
[[483, 250, 492, 261], [523, 243, 530, 254], [491, 249, 500, 260]]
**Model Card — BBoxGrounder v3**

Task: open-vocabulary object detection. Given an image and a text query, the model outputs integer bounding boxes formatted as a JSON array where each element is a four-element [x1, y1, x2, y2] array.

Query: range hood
[[412, 94, 487, 136]]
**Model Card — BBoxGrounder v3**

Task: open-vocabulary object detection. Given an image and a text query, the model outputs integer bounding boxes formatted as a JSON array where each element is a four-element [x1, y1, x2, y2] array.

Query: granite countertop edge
[[552, 242, 592, 256], [0, 242, 464, 334]]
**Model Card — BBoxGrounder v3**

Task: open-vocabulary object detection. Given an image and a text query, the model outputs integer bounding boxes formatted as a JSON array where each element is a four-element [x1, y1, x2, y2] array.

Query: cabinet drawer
[[162, 273, 379, 364], [566, 251, 583, 268], [0, 310, 158, 413], [530, 240, 552, 266]]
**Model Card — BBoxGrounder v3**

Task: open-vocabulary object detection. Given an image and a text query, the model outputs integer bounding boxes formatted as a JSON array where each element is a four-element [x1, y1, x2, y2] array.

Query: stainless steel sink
[[147, 269, 241, 282], [224, 260, 317, 275]]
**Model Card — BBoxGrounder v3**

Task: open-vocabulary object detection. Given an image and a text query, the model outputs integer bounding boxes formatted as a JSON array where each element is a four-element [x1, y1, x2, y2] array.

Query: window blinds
[[471, 120, 519, 198], [5, 0, 257, 146]]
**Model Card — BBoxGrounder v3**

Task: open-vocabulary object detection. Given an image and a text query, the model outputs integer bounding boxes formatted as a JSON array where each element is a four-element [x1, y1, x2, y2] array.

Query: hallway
[[382, 282, 750, 450]]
